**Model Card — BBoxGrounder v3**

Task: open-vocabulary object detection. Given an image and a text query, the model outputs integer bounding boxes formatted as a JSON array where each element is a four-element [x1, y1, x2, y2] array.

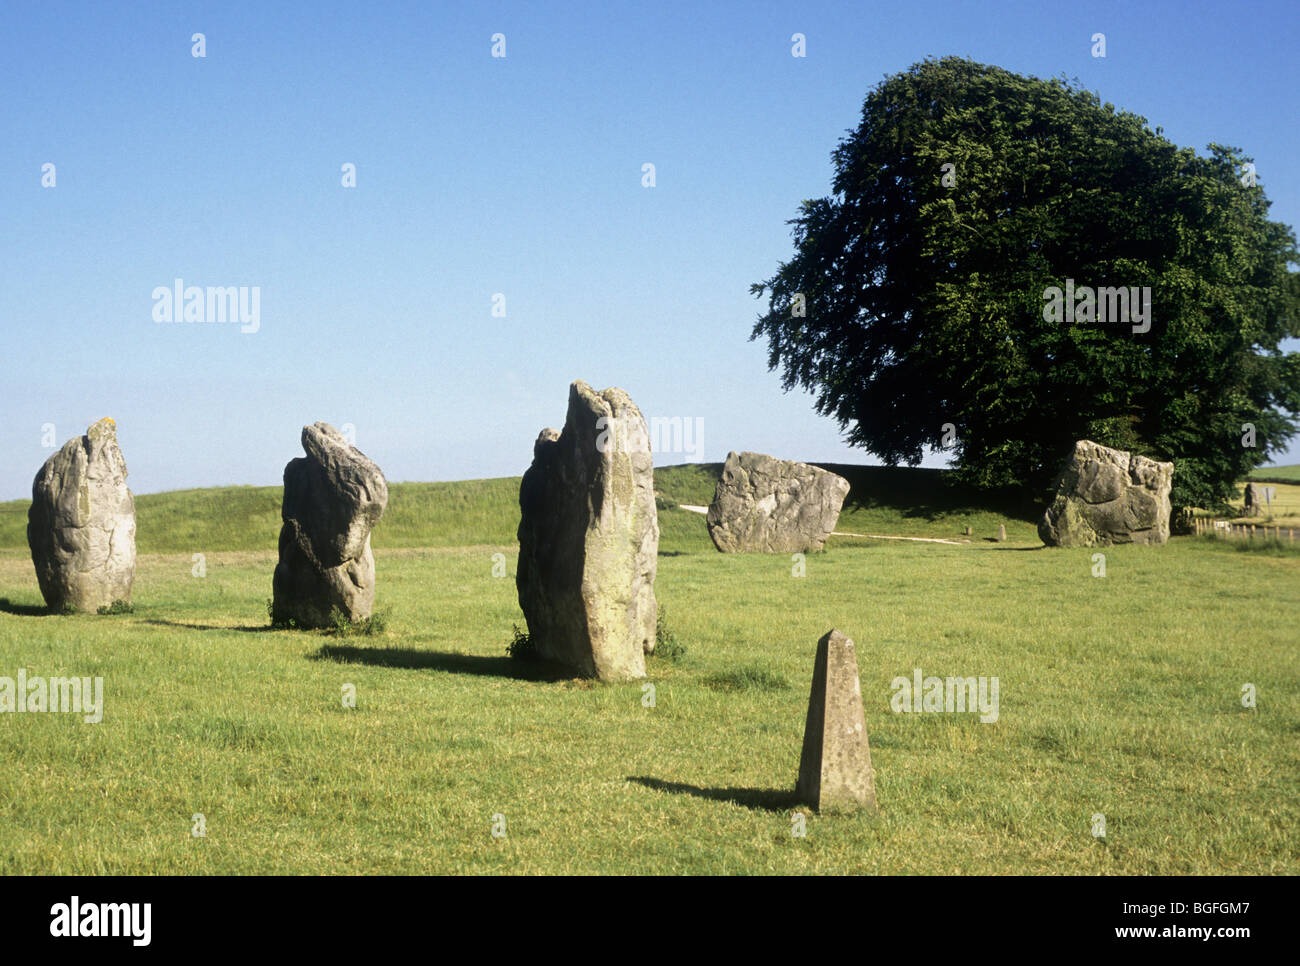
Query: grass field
[[1226, 480, 1300, 528], [0, 465, 1296, 874], [1250, 464, 1300, 483]]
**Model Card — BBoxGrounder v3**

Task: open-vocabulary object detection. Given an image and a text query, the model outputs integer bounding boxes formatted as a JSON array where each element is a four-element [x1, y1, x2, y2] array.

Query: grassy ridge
[[0, 478, 526, 555], [2, 462, 1294, 558], [0, 462, 1046, 554], [1250, 464, 1300, 483]]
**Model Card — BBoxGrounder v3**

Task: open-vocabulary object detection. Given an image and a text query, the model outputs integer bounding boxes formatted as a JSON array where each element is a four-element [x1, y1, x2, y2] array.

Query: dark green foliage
[[96, 599, 134, 615], [652, 608, 688, 663], [751, 56, 1300, 510], [328, 607, 388, 637], [507, 624, 537, 661], [266, 598, 297, 630]]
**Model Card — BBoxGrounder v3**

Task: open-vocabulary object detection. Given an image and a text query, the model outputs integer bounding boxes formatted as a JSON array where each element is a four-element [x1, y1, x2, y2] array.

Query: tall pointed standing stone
[[796, 629, 877, 812], [516, 380, 658, 680]]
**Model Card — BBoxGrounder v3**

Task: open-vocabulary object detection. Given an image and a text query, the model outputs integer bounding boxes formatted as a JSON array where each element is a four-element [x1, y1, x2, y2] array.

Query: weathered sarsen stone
[[1244, 482, 1274, 517], [28, 418, 136, 612], [516, 381, 658, 680], [797, 629, 877, 813], [1038, 440, 1173, 547], [706, 452, 849, 553], [272, 423, 388, 628]]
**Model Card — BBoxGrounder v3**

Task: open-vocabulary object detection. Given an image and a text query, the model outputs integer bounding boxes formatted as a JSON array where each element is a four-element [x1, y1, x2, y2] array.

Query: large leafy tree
[[751, 57, 1300, 510]]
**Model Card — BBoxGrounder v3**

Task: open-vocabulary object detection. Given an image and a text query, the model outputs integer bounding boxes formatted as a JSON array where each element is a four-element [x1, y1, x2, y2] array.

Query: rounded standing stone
[[28, 418, 136, 613]]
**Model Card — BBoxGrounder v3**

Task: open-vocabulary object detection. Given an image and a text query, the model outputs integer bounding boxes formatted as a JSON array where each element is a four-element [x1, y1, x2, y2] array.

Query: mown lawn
[[0, 496, 1295, 874]]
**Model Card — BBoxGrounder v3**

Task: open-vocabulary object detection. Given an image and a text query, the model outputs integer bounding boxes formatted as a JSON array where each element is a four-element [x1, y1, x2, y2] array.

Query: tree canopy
[[751, 56, 1300, 510]]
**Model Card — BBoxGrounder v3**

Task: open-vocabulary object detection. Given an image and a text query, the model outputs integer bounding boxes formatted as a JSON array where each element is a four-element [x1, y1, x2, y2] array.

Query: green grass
[[0, 466, 1296, 874], [1223, 480, 1300, 528], [1249, 463, 1300, 483], [703, 664, 791, 693]]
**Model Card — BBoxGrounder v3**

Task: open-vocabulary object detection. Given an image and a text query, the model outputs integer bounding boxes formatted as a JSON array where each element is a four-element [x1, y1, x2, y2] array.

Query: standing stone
[[516, 381, 658, 680], [797, 629, 877, 813], [997, 523, 1006, 542], [706, 452, 850, 553], [1244, 483, 1263, 517], [271, 423, 387, 628], [28, 418, 136, 613], [1038, 440, 1174, 547]]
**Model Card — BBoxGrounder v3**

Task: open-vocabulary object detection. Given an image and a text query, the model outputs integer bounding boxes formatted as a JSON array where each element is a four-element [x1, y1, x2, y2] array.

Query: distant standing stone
[[997, 524, 1006, 542], [516, 381, 658, 680], [1244, 483, 1263, 516], [1244, 483, 1276, 517], [1038, 440, 1173, 546], [796, 629, 877, 813], [28, 418, 136, 612], [706, 451, 850, 553], [271, 423, 388, 628]]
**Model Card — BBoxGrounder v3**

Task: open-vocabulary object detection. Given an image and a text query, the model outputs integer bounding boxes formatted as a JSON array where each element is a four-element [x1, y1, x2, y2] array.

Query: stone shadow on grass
[[311, 643, 573, 682], [0, 598, 60, 617], [627, 776, 798, 812], [142, 619, 276, 633]]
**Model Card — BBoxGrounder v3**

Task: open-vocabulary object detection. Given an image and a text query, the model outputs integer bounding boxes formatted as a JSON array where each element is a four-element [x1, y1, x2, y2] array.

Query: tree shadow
[[310, 644, 573, 682], [816, 463, 1043, 523], [0, 598, 58, 617], [627, 776, 798, 813], [142, 619, 277, 633]]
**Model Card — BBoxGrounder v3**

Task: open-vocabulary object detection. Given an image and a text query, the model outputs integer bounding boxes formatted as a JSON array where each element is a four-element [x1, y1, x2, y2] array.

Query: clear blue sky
[[3, 0, 1298, 498]]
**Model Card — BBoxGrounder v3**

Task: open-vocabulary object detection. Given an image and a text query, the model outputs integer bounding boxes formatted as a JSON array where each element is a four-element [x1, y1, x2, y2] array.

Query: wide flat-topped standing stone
[[706, 451, 850, 553], [1038, 440, 1173, 547], [796, 629, 877, 813], [28, 418, 136, 612], [271, 423, 388, 628], [516, 380, 658, 680]]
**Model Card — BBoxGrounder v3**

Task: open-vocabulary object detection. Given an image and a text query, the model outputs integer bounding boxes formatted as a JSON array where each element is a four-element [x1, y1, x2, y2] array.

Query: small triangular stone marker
[[796, 629, 877, 812]]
